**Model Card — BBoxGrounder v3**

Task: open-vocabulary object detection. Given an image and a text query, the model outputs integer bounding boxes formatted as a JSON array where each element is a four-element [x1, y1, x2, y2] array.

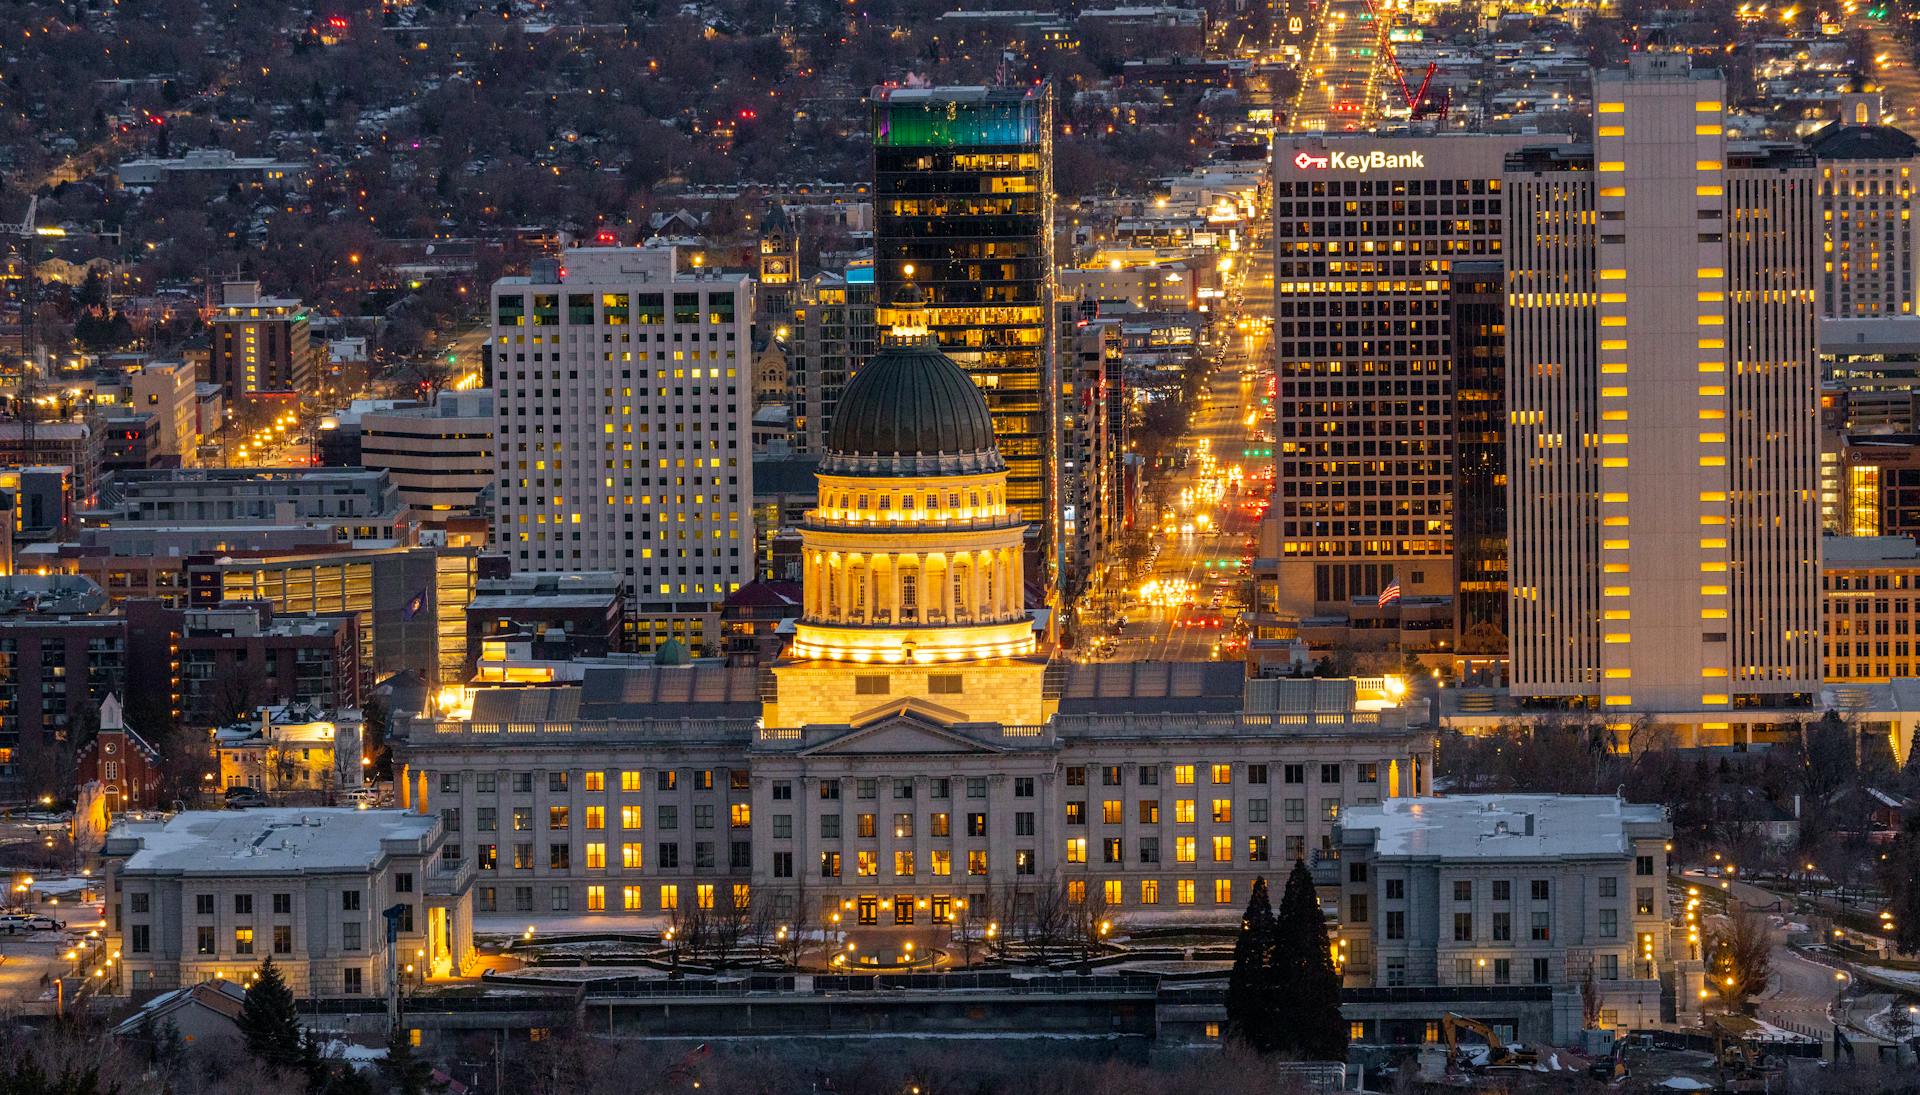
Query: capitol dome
[[820, 288, 1003, 477]]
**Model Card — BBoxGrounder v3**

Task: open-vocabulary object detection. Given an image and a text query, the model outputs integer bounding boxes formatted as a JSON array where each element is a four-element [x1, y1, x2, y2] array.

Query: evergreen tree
[[1883, 813, 1920, 956], [1271, 859, 1349, 1062], [382, 1022, 440, 1095], [1226, 875, 1281, 1052], [237, 957, 306, 1071]]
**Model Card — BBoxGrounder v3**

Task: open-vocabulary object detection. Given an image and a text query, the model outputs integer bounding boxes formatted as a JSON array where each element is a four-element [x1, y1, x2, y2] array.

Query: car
[[224, 786, 266, 809], [0, 914, 61, 933]]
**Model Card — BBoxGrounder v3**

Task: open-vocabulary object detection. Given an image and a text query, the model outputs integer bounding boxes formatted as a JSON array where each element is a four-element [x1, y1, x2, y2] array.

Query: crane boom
[[1359, 0, 1445, 117]]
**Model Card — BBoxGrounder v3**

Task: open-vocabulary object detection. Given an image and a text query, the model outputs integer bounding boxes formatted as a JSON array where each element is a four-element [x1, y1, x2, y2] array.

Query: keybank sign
[[1292, 149, 1426, 174]]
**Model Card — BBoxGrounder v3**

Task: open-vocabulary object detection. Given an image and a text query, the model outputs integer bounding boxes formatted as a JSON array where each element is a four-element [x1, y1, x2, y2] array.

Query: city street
[[1088, 223, 1275, 664], [1287, 0, 1389, 131]]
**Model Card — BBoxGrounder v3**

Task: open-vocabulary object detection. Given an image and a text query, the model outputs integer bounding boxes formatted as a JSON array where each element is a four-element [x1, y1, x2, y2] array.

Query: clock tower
[[758, 201, 800, 321]]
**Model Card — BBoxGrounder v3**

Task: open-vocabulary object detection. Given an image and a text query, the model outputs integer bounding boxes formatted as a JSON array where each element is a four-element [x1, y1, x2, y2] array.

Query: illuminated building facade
[[757, 203, 801, 322], [490, 247, 754, 656], [1504, 57, 1821, 722], [1820, 535, 1920, 683], [873, 85, 1059, 589], [395, 322, 1434, 936], [207, 281, 317, 403], [1808, 89, 1919, 318], [1265, 134, 1554, 618]]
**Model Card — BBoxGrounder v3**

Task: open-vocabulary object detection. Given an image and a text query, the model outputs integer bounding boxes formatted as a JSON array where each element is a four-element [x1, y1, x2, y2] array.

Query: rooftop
[[1824, 535, 1920, 566], [1342, 795, 1670, 860], [108, 809, 434, 875]]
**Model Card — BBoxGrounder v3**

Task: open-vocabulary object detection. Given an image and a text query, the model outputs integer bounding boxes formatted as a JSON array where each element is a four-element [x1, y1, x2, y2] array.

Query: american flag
[[1376, 579, 1402, 608]]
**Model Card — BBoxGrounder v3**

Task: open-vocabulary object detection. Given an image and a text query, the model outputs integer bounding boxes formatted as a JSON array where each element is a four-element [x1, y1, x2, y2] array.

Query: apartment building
[[206, 281, 317, 403], [490, 247, 753, 655]]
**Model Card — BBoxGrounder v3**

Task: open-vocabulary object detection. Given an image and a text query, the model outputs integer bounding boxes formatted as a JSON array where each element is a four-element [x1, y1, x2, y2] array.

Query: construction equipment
[[1441, 1012, 1538, 1074], [1359, 0, 1449, 118], [1707, 1016, 1782, 1093]]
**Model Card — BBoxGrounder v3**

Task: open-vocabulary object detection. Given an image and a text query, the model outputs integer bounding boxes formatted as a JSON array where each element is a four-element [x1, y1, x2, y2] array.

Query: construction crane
[[2, 196, 123, 438], [1359, 0, 1448, 119]]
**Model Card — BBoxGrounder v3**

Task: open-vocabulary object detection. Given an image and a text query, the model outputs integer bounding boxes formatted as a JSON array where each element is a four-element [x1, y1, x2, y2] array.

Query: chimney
[[1523, 814, 1535, 836]]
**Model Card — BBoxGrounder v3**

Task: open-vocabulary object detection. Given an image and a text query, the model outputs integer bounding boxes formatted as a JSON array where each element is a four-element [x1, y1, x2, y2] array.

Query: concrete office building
[[874, 85, 1059, 589], [1262, 133, 1559, 618], [104, 809, 474, 997], [207, 281, 317, 403], [1503, 57, 1822, 730], [490, 247, 753, 656], [98, 468, 407, 539], [1335, 795, 1677, 1027], [1821, 316, 1920, 432], [358, 390, 495, 515], [1808, 89, 1920, 318], [396, 319, 1433, 934]]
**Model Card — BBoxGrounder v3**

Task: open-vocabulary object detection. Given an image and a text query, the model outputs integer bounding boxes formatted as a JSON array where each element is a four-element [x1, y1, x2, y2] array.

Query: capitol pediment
[[799, 702, 1006, 756]]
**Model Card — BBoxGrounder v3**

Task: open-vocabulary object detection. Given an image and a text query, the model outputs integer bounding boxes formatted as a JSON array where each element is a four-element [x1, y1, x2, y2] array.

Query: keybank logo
[[1293, 149, 1426, 174]]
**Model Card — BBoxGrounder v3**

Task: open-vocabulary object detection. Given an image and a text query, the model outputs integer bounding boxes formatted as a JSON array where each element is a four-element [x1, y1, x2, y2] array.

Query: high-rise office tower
[[490, 246, 755, 654], [1265, 134, 1553, 618], [1447, 260, 1507, 677], [1808, 88, 1920, 317], [1504, 56, 1821, 720], [872, 84, 1058, 588]]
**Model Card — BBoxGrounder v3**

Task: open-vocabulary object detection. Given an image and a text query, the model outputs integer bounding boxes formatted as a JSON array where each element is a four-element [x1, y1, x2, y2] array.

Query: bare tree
[[1071, 884, 1119, 970], [1706, 902, 1773, 1009]]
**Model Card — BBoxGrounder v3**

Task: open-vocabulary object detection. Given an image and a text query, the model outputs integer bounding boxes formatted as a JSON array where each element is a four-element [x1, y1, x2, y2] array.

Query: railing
[[1033, 711, 1403, 737], [427, 857, 476, 897], [801, 514, 1023, 533], [420, 718, 761, 742]]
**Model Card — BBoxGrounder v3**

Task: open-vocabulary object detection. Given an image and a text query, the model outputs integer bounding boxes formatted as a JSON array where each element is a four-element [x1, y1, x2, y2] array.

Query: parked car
[[224, 786, 266, 809], [0, 914, 62, 933]]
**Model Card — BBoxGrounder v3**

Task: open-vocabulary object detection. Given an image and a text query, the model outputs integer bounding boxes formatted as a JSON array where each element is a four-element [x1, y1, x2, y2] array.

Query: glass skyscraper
[[873, 84, 1059, 589]]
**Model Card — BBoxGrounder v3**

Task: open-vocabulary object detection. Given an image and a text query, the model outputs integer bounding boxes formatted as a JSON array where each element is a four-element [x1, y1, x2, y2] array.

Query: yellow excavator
[[1442, 1012, 1540, 1075], [1705, 1016, 1777, 1093]]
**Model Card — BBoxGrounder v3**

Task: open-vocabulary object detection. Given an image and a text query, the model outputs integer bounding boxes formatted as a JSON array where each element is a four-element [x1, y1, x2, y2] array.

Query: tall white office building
[[490, 247, 755, 653], [1504, 56, 1821, 731]]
